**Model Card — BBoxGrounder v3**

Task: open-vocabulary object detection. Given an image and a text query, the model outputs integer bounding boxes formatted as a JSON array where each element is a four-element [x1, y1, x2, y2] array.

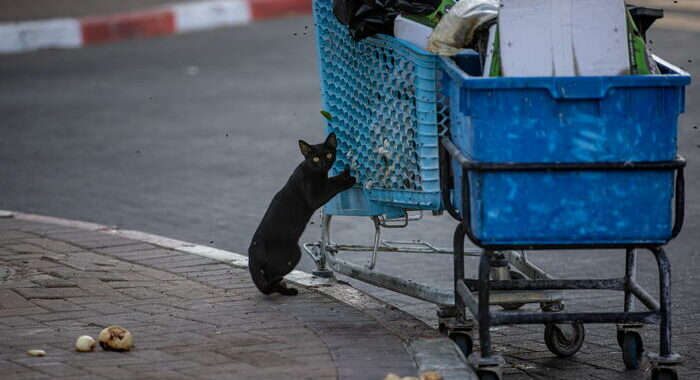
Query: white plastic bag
[[427, 0, 499, 56]]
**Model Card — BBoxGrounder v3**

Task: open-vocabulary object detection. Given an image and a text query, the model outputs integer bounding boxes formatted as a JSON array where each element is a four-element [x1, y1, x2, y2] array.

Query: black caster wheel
[[651, 368, 678, 380], [500, 271, 526, 311], [544, 322, 585, 358], [449, 332, 473, 357], [621, 331, 644, 370], [477, 371, 500, 380]]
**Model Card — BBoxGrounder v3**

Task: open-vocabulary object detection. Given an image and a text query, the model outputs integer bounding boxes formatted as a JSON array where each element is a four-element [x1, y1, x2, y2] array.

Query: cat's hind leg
[[263, 245, 300, 296], [275, 280, 298, 296]]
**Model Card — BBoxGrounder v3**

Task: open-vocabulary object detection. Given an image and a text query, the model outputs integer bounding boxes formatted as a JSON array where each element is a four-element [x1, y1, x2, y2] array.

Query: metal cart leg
[[309, 213, 335, 277], [452, 223, 503, 379], [648, 247, 681, 380], [443, 224, 476, 356], [478, 249, 493, 358], [618, 248, 645, 369], [469, 249, 504, 380], [624, 248, 638, 313], [453, 224, 467, 323]]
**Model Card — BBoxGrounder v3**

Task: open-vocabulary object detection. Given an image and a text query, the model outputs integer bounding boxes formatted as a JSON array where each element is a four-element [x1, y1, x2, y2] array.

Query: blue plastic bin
[[442, 56, 691, 245], [313, 0, 448, 217]]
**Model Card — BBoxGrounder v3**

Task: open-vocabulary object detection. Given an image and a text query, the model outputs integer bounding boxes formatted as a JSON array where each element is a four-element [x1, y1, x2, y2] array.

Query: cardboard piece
[[498, 0, 630, 77], [394, 15, 433, 50], [482, 24, 497, 77]]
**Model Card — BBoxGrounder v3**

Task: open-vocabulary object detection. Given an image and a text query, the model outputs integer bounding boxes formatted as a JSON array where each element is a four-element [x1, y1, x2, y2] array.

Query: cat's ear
[[325, 132, 337, 149], [299, 140, 312, 157]]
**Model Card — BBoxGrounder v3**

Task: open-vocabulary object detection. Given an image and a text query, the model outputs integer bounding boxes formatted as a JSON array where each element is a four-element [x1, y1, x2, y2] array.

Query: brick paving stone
[[0, 306, 49, 317], [153, 257, 218, 269], [14, 287, 89, 299], [2, 244, 50, 254], [65, 236, 143, 250], [29, 277, 77, 289], [17, 238, 82, 253], [29, 361, 87, 377], [0, 289, 36, 308], [0, 217, 427, 380], [109, 248, 181, 261]]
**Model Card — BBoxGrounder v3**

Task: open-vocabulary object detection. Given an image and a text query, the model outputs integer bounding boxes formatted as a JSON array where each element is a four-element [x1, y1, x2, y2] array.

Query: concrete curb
[[1, 209, 477, 379], [0, 0, 311, 54]]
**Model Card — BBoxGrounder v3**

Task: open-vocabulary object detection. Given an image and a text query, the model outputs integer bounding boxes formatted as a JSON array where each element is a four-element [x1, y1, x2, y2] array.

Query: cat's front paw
[[343, 175, 356, 188]]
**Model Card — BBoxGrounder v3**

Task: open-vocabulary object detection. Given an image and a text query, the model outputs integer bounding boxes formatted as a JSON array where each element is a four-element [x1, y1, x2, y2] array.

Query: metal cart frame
[[442, 136, 686, 380], [303, 137, 687, 380]]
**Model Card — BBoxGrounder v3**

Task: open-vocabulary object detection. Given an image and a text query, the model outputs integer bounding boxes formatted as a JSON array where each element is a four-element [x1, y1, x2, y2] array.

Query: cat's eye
[[326, 153, 333, 159], [313, 157, 320, 162]]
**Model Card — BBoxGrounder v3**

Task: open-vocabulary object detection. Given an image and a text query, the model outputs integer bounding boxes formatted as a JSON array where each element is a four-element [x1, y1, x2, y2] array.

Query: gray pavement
[[0, 216, 446, 380], [1, 13, 699, 379]]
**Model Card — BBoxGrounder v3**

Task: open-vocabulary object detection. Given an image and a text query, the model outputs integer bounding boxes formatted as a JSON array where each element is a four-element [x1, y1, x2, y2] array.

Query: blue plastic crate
[[442, 56, 691, 245], [313, 0, 448, 217]]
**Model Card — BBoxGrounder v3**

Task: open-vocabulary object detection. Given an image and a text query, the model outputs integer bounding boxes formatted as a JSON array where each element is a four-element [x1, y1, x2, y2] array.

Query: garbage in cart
[[425, 0, 497, 56], [332, 0, 441, 41], [313, 0, 691, 378], [333, 0, 661, 77], [484, 0, 660, 76]]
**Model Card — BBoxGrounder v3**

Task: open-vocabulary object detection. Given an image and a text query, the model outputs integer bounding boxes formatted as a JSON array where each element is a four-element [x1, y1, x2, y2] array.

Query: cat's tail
[[248, 258, 283, 295]]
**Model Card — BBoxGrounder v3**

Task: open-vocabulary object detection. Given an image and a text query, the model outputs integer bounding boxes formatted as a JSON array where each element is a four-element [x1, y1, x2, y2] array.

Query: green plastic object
[[626, 8, 658, 75], [403, 0, 456, 28], [488, 25, 501, 77]]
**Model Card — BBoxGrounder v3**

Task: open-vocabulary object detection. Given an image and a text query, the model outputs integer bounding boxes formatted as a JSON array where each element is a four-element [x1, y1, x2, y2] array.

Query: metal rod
[[490, 311, 660, 326], [464, 278, 625, 291], [479, 250, 493, 357], [442, 138, 686, 172], [503, 251, 551, 279], [331, 241, 480, 255], [366, 216, 381, 270], [381, 240, 459, 254], [439, 137, 462, 221], [628, 279, 660, 311], [312, 213, 332, 273], [487, 290, 563, 305], [456, 280, 479, 317], [378, 212, 410, 228], [325, 252, 454, 306], [453, 224, 468, 321], [651, 246, 673, 357], [671, 166, 685, 238], [624, 248, 637, 313], [320, 213, 332, 257]]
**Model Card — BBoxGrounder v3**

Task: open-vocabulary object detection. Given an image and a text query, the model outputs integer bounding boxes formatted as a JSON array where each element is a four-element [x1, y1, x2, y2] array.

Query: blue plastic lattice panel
[[314, 0, 447, 215]]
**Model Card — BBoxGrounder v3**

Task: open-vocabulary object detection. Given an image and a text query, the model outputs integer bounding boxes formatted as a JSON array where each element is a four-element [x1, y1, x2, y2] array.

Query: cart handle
[[439, 136, 462, 221], [440, 136, 687, 249]]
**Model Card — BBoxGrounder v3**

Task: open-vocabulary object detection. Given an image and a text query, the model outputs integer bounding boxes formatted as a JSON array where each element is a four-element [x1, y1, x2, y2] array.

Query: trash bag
[[427, 0, 498, 56], [333, 0, 441, 41]]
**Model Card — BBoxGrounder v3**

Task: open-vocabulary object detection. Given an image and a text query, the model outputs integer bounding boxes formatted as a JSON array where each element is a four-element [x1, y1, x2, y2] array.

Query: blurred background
[[1, 0, 699, 377]]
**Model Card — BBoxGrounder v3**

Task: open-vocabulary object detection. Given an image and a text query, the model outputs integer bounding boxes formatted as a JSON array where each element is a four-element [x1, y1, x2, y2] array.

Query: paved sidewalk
[[0, 214, 470, 380]]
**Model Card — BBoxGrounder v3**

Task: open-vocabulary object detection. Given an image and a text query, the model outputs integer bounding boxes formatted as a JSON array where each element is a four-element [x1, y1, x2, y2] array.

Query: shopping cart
[[305, 1, 691, 379]]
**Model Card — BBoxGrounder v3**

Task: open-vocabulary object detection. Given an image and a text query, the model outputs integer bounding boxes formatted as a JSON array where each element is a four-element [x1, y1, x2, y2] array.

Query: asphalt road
[[1, 14, 700, 378]]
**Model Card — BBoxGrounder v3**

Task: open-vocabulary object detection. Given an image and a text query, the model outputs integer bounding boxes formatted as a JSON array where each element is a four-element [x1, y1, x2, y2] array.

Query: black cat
[[248, 133, 355, 295]]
